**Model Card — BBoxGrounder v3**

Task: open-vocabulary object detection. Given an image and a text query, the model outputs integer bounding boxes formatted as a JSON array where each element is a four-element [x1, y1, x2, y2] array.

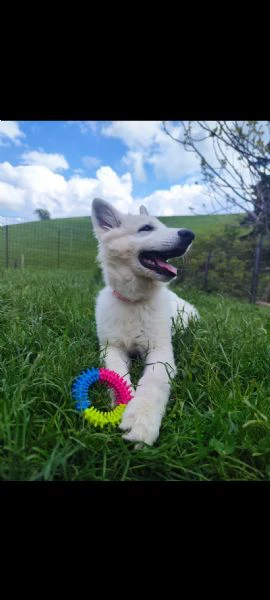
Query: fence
[[1, 216, 270, 302], [178, 237, 270, 302], [0, 217, 96, 270]]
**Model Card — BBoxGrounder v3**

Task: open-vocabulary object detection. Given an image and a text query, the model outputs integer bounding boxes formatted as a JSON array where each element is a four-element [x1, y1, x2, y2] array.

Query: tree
[[163, 121, 270, 302], [34, 208, 51, 221]]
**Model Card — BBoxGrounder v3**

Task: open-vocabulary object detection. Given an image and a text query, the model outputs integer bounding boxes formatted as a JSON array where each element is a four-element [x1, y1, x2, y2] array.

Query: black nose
[[178, 229, 195, 243]]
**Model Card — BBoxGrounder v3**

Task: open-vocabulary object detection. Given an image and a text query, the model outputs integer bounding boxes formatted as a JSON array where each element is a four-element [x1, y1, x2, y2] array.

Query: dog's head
[[91, 198, 195, 283]]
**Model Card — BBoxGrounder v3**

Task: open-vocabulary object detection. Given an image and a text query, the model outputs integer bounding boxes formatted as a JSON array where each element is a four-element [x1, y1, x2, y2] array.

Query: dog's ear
[[91, 198, 121, 234], [140, 205, 149, 216]]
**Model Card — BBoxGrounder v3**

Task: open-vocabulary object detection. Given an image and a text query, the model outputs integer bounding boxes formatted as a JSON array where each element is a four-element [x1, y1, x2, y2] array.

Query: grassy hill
[[0, 213, 242, 270]]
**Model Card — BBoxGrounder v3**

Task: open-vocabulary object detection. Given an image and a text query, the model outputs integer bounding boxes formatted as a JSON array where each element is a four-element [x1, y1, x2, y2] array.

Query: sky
[[0, 120, 234, 225]]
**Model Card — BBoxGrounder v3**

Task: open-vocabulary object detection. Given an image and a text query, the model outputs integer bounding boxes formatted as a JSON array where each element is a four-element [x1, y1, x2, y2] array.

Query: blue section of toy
[[72, 368, 100, 412]]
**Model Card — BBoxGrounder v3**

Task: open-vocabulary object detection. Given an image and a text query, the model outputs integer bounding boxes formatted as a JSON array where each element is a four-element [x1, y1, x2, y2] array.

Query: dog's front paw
[[119, 398, 161, 446]]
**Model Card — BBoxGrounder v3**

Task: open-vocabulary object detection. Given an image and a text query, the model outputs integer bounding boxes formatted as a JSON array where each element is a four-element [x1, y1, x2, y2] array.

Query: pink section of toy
[[99, 368, 133, 405]]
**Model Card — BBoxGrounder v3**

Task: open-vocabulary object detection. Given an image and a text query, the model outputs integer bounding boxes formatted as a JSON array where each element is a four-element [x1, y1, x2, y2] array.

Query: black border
[[2, 480, 270, 511], [1, 57, 269, 121], [2, 481, 270, 556]]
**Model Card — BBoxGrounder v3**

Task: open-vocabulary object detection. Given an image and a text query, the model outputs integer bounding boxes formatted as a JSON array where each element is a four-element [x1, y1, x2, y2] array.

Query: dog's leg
[[102, 346, 134, 404], [119, 345, 176, 446]]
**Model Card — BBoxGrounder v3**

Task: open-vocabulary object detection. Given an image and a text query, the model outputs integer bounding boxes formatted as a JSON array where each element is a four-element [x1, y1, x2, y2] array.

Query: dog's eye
[[138, 225, 154, 233]]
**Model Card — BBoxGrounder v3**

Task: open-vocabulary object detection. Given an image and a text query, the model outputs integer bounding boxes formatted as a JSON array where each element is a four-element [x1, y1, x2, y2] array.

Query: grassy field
[[1, 268, 270, 481], [0, 213, 242, 270]]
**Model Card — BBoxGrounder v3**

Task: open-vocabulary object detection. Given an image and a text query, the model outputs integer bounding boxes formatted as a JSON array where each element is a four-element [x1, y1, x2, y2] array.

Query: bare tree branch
[[162, 120, 270, 232]]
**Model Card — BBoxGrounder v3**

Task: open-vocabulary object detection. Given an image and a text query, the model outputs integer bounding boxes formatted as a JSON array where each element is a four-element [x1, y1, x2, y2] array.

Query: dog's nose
[[178, 229, 195, 243]]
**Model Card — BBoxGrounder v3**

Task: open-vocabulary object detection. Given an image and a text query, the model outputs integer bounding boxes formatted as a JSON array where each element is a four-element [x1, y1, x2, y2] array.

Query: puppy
[[91, 198, 199, 446]]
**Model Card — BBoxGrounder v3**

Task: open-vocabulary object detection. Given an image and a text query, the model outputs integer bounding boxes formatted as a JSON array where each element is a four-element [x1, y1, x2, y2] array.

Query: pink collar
[[113, 289, 133, 303]]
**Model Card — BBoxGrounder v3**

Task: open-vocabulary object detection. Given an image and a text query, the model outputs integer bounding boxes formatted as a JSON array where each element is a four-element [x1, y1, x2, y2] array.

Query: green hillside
[[0, 213, 243, 270]]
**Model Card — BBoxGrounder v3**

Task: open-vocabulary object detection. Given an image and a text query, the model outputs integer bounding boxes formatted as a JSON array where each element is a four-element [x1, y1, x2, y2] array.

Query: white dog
[[91, 198, 199, 446]]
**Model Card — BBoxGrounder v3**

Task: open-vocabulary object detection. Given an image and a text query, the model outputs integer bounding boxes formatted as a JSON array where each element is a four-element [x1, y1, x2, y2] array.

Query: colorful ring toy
[[72, 367, 133, 428]]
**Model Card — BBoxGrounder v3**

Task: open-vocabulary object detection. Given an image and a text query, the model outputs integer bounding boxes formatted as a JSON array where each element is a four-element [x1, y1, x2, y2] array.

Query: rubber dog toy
[[72, 367, 133, 428]]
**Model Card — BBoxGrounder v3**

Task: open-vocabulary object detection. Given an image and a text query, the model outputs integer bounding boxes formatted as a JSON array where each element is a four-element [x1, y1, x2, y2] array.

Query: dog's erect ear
[[139, 205, 149, 216], [91, 198, 121, 233]]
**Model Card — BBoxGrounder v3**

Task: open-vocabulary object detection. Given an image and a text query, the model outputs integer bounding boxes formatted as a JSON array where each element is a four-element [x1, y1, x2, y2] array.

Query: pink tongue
[[155, 258, 177, 275]]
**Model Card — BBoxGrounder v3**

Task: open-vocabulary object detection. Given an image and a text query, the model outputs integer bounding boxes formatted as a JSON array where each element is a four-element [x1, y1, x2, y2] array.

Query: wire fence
[[0, 217, 96, 270], [178, 245, 270, 301], [1, 216, 270, 302]]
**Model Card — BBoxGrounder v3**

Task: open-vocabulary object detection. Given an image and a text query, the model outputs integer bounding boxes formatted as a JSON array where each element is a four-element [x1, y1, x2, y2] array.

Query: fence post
[[260, 280, 270, 303], [202, 249, 212, 290], [5, 225, 9, 269], [250, 233, 264, 303]]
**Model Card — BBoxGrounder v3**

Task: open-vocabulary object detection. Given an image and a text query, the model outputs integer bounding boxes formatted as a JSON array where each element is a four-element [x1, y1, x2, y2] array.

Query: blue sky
[[0, 120, 217, 224]]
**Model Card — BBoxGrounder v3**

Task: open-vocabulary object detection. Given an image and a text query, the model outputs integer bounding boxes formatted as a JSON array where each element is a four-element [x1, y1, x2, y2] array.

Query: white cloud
[[67, 120, 206, 183], [122, 151, 147, 182], [100, 121, 257, 214], [0, 157, 215, 220], [136, 183, 212, 217], [102, 121, 161, 149], [82, 156, 102, 169], [21, 151, 69, 171], [101, 121, 203, 182], [147, 136, 201, 181], [0, 121, 25, 146], [0, 162, 134, 219], [0, 180, 26, 210], [1, 121, 253, 223], [0, 161, 68, 216]]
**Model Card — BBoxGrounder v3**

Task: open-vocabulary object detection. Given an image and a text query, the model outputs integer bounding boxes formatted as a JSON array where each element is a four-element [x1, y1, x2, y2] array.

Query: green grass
[[1, 268, 270, 481], [160, 213, 241, 234], [0, 213, 242, 270]]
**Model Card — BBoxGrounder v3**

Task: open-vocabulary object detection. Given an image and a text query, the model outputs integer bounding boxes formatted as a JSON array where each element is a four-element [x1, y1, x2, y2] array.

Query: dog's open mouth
[[139, 250, 180, 278]]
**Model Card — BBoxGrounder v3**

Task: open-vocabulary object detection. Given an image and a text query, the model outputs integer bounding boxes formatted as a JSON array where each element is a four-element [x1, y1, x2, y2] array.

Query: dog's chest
[[96, 291, 171, 353]]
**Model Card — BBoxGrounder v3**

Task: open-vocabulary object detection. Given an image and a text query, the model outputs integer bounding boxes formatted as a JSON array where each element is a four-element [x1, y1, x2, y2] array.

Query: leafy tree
[[34, 208, 51, 221]]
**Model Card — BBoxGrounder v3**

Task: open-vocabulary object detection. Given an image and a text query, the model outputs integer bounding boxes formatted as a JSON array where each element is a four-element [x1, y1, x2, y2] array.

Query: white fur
[[91, 199, 199, 446]]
